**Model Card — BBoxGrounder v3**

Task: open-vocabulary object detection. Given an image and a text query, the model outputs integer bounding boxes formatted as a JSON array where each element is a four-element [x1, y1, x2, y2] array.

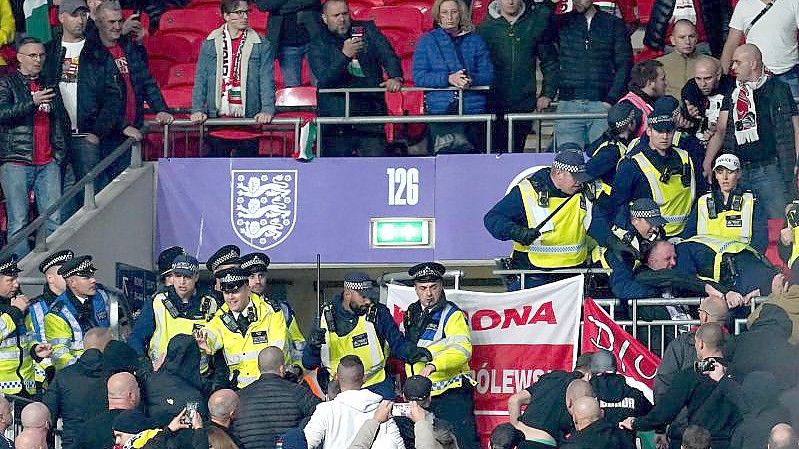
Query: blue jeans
[[277, 44, 309, 87], [0, 161, 61, 258], [554, 100, 609, 150], [774, 65, 799, 98], [741, 160, 788, 219]]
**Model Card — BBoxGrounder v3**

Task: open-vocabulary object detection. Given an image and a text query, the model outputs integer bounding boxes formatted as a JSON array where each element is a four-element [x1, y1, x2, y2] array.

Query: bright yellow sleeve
[[45, 313, 75, 370], [0, 0, 13, 46], [267, 308, 289, 356], [431, 310, 472, 373]]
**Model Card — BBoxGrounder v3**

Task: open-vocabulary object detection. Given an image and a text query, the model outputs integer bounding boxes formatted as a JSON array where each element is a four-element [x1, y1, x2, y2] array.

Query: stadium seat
[[186, 0, 223, 9], [250, 9, 269, 34], [401, 57, 414, 85], [273, 58, 313, 89], [470, 0, 488, 25], [157, 8, 222, 46], [350, 5, 372, 20], [161, 63, 196, 110], [766, 219, 789, 273], [381, 0, 433, 30], [348, 0, 385, 9], [275, 86, 318, 109], [145, 34, 197, 87], [366, 6, 425, 58]]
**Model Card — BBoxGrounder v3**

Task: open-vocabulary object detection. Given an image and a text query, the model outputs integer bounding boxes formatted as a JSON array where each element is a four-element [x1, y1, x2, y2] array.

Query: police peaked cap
[[39, 249, 75, 274], [58, 255, 97, 278], [157, 246, 186, 278], [343, 272, 375, 291], [0, 255, 21, 277], [215, 267, 250, 292], [408, 262, 446, 282], [207, 245, 241, 272], [240, 253, 270, 274]]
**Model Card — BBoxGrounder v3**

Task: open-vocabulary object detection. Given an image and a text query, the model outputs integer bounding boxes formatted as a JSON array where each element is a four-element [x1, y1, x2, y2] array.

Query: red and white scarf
[[220, 25, 247, 117], [732, 72, 768, 145]]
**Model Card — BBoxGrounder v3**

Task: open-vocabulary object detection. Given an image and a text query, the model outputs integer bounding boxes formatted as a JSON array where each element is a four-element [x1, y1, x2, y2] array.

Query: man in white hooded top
[[304, 355, 405, 449]]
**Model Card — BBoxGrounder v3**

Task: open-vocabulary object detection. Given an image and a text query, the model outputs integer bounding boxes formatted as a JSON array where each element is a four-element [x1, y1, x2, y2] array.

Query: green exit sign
[[370, 218, 434, 248]]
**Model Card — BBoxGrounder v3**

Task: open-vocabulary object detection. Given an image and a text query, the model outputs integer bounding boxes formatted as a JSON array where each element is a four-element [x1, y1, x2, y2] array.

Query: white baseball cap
[[713, 154, 741, 171]]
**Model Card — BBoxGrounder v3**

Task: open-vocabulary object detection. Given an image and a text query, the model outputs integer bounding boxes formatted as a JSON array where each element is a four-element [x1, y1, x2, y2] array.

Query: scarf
[[732, 72, 769, 145], [219, 25, 247, 117]]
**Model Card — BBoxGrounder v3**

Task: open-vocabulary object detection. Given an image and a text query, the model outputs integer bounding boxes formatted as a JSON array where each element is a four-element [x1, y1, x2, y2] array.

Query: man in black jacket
[[255, 0, 320, 87], [93, 0, 173, 180], [620, 323, 741, 449], [79, 371, 141, 449], [554, 0, 632, 148], [588, 349, 652, 439], [309, 0, 403, 156], [561, 397, 635, 449], [208, 389, 242, 447], [232, 347, 320, 449], [43, 328, 112, 449], [0, 37, 70, 259]]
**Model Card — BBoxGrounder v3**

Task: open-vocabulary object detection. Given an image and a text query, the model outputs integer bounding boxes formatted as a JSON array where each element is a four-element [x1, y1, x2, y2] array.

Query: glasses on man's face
[[228, 9, 249, 16], [21, 53, 45, 60]]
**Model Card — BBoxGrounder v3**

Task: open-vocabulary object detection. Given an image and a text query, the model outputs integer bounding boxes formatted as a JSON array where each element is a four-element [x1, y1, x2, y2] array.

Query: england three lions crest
[[231, 170, 298, 250]]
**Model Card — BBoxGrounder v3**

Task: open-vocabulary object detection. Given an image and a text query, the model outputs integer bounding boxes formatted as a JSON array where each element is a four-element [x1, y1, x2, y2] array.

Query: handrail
[[317, 86, 490, 117], [160, 117, 304, 158], [0, 138, 142, 259], [504, 111, 608, 151]]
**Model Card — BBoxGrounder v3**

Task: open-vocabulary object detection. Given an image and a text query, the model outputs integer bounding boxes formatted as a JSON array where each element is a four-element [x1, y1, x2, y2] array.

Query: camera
[[694, 358, 717, 373]]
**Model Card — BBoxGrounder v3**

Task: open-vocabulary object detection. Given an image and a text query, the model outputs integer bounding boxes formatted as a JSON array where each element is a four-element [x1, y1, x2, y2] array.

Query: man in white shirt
[[720, 0, 799, 96], [303, 355, 405, 449]]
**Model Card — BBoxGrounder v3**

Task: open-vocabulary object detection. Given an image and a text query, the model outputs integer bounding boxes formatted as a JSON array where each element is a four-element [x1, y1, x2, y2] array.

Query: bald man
[[234, 347, 320, 449], [561, 397, 633, 449], [20, 403, 49, 437], [654, 295, 729, 400], [43, 328, 113, 449], [657, 20, 701, 98], [707, 43, 799, 218], [79, 372, 140, 449], [206, 389, 242, 447], [769, 423, 798, 449], [681, 55, 735, 144], [14, 430, 45, 449]]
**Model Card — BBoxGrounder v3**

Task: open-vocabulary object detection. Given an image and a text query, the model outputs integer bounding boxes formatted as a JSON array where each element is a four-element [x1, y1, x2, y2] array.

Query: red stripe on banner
[[581, 299, 660, 389], [470, 343, 574, 447]]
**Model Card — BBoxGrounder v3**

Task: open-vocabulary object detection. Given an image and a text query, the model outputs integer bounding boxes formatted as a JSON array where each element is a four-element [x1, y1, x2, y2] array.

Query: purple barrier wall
[[156, 154, 554, 264]]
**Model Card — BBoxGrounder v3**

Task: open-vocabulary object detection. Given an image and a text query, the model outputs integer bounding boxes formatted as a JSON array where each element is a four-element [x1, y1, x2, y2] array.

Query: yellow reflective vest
[[511, 178, 593, 268], [319, 303, 387, 388], [405, 301, 474, 396], [148, 291, 218, 366], [0, 303, 37, 395], [631, 148, 695, 236], [682, 235, 759, 282], [696, 190, 755, 245], [203, 293, 288, 388], [45, 290, 111, 370]]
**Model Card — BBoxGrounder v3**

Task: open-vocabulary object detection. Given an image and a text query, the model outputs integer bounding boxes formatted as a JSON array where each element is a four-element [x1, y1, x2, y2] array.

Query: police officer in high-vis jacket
[[302, 272, 427, 399], [0, 256, 52, 397], [612, 99, 701, 238], [196, 267, 288, 389], [684, 154, 767, 254], [403, 262, 479, 449], [127, 254, 218, 367], [241, 252, 306, 367], [29, 250, 74, 386], [484, 147, 610, 289], [586, 102, 642, 185], [45, 255, 111, 370], [156, 246, 186, 291]]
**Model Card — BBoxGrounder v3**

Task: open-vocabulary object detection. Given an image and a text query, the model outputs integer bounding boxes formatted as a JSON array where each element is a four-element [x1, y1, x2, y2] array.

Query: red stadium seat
[[366, 6, 424, 58], [350, 6, 372, 20], [275, 86, 318, 109], [470, 0, 488, 25], [767, 219, 789, 273], [145, 35, 197, 64], [166, 63, 196, 88], [161, 63, 196, 109], [401, 57, 414, 85], [250, 9, 269, 34], [348, 0, 385, 8], [379, 0, 433, 29], [157, 8, 221, 45]]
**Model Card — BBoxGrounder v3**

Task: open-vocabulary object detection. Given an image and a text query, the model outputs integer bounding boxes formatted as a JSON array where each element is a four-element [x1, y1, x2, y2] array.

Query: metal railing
[[504, 111, 608, 152], [317, 86, 491, 117], [0, 138, 143, 259]]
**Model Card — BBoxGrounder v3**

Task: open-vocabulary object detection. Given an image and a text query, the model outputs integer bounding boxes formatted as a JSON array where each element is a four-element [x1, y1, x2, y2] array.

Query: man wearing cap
[[29, 249, 74, 385], [45, 255, 111, 370], [241, 252, 306, 366], [685, 153, 767, 253], [586, 102, 642, 185], [612, 98, 700, 238], [207, 245, 242, 301], [402, 262, 479, 449], [0, 255, 52, 397], [196, 267, 289, 389], [155, 246, 185, 291], [303, 271, 426, 400], [128, 254, 218, 368], [485, 146, 610, 289]]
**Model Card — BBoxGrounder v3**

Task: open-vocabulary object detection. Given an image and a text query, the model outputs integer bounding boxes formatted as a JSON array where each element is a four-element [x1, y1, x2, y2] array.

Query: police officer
[[403, 262, 479, 449], [484, 147, 609, 289], [586, 102, 641, 185], [0, 256, 52, 398], [612, 98, 701, 238], [195, 267, 288, 389], [207, 245, 242, 299], [156, 246, 186, 291], [127, 254, 218, 367], [241, 252, 306, 366], [780, 200, 799, 266], [29, 249, 74, 386], [685, 154, 767, 253], [303, 272, 427, 399], [45, 255, 111, 370]]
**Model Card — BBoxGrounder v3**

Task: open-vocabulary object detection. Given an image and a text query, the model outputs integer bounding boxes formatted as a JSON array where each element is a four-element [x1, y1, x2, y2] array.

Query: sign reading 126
[[386, 167, 419, 205]]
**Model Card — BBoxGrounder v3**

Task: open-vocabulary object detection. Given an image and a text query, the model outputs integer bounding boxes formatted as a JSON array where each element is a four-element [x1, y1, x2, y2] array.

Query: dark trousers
[[495, 112, 532, 153], [62, 135, 101, 218], [429, 384, 480, 449], [205, 136, 259, 157], [321, 124, 385, 157], [99, 134, 129, 190]]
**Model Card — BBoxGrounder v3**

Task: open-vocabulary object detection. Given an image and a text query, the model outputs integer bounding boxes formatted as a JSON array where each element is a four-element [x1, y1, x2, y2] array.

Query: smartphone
[[351, 25, 364, 39], [182, 401, 199, 425], [391, 403, 411, 418]]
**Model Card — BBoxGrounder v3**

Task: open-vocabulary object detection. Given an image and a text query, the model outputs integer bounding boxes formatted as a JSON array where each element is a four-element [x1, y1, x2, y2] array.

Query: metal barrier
[[504, 111, 607, 152], [0, 138, 143, 259], [317, 86, 490, 118]]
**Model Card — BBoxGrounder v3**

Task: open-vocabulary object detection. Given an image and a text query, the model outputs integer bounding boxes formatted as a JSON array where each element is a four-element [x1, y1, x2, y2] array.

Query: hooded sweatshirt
[[720, 371, 792, 449], [303, 388, 406, 449], [748, 285, 799, 345], [143, 334, 208, 427], [590, 373, 652, 430]]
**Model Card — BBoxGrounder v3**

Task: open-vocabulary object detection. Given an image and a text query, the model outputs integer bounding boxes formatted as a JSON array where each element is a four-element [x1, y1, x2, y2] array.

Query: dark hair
[[490, 423, 524, 449], [574, 353, 592, 372], [682, 425, 711, 449], [221, 0, 247, 15], [17, 37, 42, 49], [629, 60, 663, 90]]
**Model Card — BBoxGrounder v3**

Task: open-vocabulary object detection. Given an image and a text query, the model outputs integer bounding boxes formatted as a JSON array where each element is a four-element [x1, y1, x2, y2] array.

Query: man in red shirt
[[0, 38, 70, 258]]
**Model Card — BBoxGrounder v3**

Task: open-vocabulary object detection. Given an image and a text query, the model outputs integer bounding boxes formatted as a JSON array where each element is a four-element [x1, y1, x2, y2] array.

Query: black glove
[[509, 226, 541, 246], [409, 347, 433, 364], [308, 328, 326, 348]]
